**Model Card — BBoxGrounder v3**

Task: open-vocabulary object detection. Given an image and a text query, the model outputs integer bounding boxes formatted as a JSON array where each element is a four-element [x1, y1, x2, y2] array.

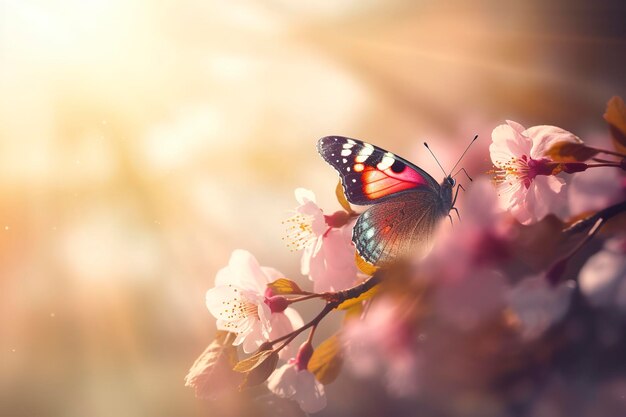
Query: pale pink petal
[[300, 235, 323, 276], [214, 265, 235, 287], [295, 188, 317, 205], [310, 228, 357, 293], [569, 168, 624, 216], [283, 307, 304, 329], [436, 269, 508, 331], [261, 266, 284, 283], [531, 175, 567, 221], [267, 363, 298, 397], [241, 321, 266, 353], [507, 276, 574, 340], [232, 318, 255, 346], [490, 122, 532, 166], [228, 249, 267, 293], [295, 370, 327, 414], [526, 125, 582, 159], [257, 301, 272, 336], [579, 239, 626, 309], [205, 285, 240, 318], [270, 310, 304, 360]]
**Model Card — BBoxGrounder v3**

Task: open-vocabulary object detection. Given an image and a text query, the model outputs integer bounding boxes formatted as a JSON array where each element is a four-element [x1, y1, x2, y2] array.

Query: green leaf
[[184, 331, 242, 399], [267, 278, 305, 295], [239, 350, 279, 389], [233, 348, 275, 373], [308, 334, 343, 385]]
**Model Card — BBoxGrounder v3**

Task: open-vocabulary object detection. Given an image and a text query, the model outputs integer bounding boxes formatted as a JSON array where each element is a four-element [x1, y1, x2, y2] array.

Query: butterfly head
[[445, 176, 456, 188]]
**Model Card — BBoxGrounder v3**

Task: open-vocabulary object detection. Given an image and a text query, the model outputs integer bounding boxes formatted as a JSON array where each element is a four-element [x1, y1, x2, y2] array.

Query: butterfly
[[317, 136, 475, 265]]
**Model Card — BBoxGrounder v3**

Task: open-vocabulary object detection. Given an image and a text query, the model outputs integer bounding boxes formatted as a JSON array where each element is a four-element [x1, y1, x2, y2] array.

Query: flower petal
[[490, 121, 532, 166], [267, 363, 298, 398], [526, 125, 582, 159], [228, 249, 268, 293], [295, 370, 327, 414], [295, 188, 317, 205]]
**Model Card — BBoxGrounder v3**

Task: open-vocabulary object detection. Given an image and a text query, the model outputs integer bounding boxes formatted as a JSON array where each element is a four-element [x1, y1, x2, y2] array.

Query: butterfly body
[[317, 136, 459, 265]]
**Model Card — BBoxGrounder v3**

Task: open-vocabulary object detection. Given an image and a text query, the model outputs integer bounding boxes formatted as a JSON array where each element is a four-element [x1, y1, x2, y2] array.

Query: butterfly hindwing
[[352, 190, 447, 265], [317, 136, 440, 206]]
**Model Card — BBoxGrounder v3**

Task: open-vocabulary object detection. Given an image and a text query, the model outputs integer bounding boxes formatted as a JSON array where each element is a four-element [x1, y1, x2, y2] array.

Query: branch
[[563, 200, 626, 235]]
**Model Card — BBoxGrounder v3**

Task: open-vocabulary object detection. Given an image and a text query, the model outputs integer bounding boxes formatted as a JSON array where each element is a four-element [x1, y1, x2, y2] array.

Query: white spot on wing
[[377, 152, 395, 170], [355, 145, 374, 163], [347, 139, 356, 145], [342, 158, 347, 163], [341, 149, 351, 156]]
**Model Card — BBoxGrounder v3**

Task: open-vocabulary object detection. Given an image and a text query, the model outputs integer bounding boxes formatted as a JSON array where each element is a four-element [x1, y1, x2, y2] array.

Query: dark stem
[[586, 163, 623, 169], [269, 274, 381, 348], [564, 200, 626, 235], [589, 146, 626, 159]]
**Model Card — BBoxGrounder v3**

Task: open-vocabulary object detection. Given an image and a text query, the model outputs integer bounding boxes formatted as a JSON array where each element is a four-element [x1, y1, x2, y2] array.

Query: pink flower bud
[[324, 210, 351, 228], [265, 296, 289, 313], [295, 341, 314, 370]]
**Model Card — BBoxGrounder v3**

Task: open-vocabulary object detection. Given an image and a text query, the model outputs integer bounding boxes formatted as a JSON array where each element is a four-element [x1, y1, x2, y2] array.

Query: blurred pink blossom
[[424, 178, 512, 279], [579, 237, 626, 311], [343, 297, 421, 397], [435, 269, 509, 331], [267, 342, 327, 414], [569, 166, 625, 217], [205, 250, 303, 354], [285, 188, 358, 292], [490, 121, 579, 224], [506, 276, 575, 340]]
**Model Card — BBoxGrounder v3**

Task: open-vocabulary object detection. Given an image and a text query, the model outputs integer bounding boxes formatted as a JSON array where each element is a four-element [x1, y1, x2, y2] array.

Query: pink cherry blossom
[[205, 250, 303, 355], [506, 276, 575, 340], [490, 121, 581, 224], [579, 237, 626, 311], [267, 342, 327, 414], [423, 178, 512, 280], [284, 188, 358, 292], [343, 297, 421, 397]]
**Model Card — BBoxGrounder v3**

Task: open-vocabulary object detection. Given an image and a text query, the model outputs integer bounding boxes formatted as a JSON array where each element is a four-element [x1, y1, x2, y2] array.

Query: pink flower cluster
[[186, 98, 626, 415]]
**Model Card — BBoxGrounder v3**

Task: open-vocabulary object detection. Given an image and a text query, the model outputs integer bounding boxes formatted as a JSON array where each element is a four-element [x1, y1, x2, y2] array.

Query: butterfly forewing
[[317, 136, 440, 206], [352, 190, 447, 264]]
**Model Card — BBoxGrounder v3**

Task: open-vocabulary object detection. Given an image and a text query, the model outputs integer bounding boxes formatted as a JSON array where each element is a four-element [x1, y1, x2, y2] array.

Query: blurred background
[[0, 1, 625, 416]]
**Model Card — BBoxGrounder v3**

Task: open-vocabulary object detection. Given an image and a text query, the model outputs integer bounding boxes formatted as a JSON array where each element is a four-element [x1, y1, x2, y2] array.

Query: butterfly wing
[[352, 190, 448, 265], [317, 136, 440, 206]]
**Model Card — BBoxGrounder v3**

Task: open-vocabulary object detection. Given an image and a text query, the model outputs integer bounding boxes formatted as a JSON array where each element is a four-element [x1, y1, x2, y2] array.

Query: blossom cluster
[[186, 97, 626, 416]]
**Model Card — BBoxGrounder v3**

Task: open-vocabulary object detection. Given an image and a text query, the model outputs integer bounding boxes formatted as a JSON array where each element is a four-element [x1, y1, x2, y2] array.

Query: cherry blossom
[[205, 250, 303, 354], [579, 237, 626, 311], [490, 121, 581, 224], [343, 297, 421, 397], [267, 342, 327, 414], [506, 276, 575, 340], [284, 188, 358, 292]]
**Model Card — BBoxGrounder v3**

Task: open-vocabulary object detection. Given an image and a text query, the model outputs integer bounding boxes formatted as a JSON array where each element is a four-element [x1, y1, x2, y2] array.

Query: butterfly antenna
[[423, 142, 447, 176], [449, 134, 478, 175]]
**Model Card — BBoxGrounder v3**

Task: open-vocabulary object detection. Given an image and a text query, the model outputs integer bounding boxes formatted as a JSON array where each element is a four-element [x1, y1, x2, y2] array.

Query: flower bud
[[295, 341, 314, 371], [265, 296, 289, 313]]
